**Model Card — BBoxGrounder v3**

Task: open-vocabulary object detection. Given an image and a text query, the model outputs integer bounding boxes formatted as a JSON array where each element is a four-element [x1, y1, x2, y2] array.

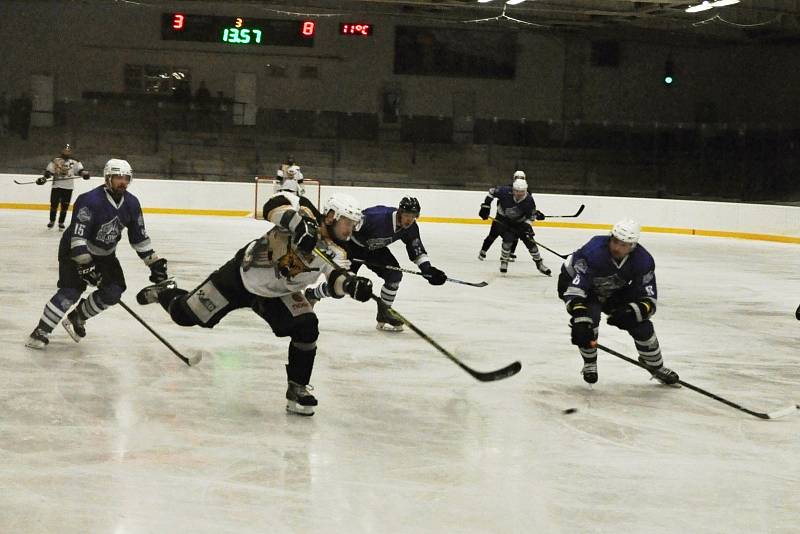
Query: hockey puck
[[562, 408, 578, 414]]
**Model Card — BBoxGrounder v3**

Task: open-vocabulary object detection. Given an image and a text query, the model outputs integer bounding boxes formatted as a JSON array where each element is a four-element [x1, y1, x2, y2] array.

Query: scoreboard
[[162, 13, 315, 47]]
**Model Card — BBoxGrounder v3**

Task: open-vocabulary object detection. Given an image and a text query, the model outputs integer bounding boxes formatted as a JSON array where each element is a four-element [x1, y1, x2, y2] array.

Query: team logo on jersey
[[96, 217, 122, 245], [574, 258, 588, 274], [366, 237, 393, 250], [642, 271, 654, 284], [77, 207, 92, 223]]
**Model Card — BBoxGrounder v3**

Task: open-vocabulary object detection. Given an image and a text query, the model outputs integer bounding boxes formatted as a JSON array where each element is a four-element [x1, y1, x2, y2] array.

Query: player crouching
[[558, 219, 678, 385], [136, 192, 371, 416]]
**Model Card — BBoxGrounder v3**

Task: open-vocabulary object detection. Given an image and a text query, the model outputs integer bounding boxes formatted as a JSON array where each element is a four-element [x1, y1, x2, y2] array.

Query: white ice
[[1, 209, 798, 534]]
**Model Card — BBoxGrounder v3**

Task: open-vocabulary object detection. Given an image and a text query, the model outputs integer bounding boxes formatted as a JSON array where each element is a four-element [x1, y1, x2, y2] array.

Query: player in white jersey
[[136, 191, 372, 416], [37, 144, 90, 229]]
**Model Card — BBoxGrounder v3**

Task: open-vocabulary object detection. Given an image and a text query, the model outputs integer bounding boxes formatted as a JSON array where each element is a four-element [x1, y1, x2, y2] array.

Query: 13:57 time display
[[222, 27, 262, 44]]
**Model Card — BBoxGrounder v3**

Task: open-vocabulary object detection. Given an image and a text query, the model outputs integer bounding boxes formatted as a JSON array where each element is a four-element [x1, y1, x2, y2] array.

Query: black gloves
[[36, 177, 47, 185], [479, 204, 490, 220], [343, 276, 373, 302], [567, 298, 595, 347], [423, 265, 447, 286], [148, 258, 169, 283], [535, 210, 545, 221], [292, 215, 319, 254], [77, 262, 102, 286], [81, 170, 90, 180], [607, 300, 654, 331], [571, 318, 594, 347]]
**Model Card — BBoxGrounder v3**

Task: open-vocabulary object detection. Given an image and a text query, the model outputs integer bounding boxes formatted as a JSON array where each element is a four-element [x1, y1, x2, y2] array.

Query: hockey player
[[558, 219, 679, 385], [348, 197, 447, 331], [478, 175, 550, 276], [477, 170, 534, 262], [26, 159, 169, 349], [36, 144, 91, 230], [136, 192, 372, 416]]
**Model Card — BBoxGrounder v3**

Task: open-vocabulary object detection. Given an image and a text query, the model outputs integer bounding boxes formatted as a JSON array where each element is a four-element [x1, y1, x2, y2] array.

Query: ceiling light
[[477, 0, 495, 3], [685, 2, 713, 13], [710, 0, 740, 6], [506, 0, 527, 4]]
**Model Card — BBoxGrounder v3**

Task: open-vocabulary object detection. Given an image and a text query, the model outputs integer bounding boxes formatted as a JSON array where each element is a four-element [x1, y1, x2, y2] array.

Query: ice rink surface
[[1, 209, 798, 534]]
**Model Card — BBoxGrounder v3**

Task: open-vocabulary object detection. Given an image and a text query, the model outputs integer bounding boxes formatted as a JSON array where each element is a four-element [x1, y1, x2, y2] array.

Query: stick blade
[[468, 360, 522, 382], [766, 404, 800, 420], [574, 204, 585, 217], [186, 350, 210, 366]]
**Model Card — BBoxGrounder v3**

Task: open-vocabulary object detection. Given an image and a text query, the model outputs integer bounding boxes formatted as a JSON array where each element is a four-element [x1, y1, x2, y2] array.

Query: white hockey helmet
[[512, 178, 528, 192], [104, 158, 133, 179], [286, 165, 300, 178], [611, 218, 641, 244], [278, 179, 299, 195], [513, 170, 526, 179], [323, 193, 362, 225]]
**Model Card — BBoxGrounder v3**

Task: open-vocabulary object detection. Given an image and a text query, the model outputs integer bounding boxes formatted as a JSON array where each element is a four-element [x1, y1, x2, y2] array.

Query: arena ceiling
[[248, 0, 800, 42]]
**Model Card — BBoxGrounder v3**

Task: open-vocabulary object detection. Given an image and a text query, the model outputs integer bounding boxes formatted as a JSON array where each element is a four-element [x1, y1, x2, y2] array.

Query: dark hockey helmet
[[398, 196, 421, 216]]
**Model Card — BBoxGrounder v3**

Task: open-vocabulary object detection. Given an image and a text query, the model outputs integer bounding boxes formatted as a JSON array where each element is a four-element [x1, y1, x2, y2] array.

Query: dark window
[[394, 26, 515, 79]]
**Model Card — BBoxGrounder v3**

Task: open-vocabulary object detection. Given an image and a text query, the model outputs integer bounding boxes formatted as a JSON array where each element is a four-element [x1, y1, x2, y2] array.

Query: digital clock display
[[162, 13, 315, 47], [339, 23, 373, 36]]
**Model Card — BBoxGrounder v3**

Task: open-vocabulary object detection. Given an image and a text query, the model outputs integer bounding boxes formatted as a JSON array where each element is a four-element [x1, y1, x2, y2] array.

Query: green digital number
[[222, 27, 262, 45]]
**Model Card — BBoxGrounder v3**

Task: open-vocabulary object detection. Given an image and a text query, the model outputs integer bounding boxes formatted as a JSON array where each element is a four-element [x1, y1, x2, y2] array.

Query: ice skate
[[638, 357, 680, 385], [376, 306, 403, 332], [136, 279, 177, 305], [582, 361, 598, 384], [286, 381, 317, 416], [62, 308, 86, 343], [25, 328, 50, 349]]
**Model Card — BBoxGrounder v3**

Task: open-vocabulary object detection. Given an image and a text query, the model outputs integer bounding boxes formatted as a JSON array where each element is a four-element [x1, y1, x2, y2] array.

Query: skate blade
[[25, 339, 47, 350], [286, 401, 315, 416], [376, 322, 404, 332], [61, 320, 83, 343]]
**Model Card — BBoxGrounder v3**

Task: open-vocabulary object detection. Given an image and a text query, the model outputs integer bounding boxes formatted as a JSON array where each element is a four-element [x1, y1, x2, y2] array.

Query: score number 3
[[222, 27, 262, 44]]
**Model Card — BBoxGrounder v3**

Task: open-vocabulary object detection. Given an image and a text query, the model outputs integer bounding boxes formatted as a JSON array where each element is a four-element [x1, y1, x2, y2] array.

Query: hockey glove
[[36, 177, 47, 185], [343, 276, 373, 302], [77, 262, 102, 287], [81, 170, 90, 180], [535, 210, 546, 221], [148, 258, 169, 283], [607, 300, 654, 331], [479, 204, 491, 220], [422, 265, 447, 286], [292, 215, 319, 255], [568, 298, 595, 347], [515, 222, 534, 239]]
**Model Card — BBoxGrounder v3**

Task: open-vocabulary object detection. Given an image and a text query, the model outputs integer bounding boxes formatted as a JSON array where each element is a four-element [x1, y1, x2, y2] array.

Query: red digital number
[[302, 21, 315, 36], [172, 13, 185, 31]]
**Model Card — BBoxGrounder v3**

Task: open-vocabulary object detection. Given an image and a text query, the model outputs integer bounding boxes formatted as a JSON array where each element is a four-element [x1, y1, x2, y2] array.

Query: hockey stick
[[489, 217, 570, 260], [350, 259, 488, 287], [594, 342, 799, 420], [543, 204, 585, 219], [313, 248, 520, 381], [14, 176, 80, 185], [118, 300, 203, 367]]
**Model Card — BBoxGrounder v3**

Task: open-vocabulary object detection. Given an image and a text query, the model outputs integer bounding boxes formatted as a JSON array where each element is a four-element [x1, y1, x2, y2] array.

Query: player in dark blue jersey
[[478, 170, 531, 262], [478, 176, 550, 276], [26, 159, 169, 349], [557, 219, 678, 385], [349, 197, 447, 331]]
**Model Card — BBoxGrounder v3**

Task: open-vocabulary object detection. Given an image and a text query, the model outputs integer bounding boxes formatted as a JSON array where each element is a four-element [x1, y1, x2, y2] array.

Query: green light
[[221, 27, 262, 45], [664, 75, 674, 85]]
